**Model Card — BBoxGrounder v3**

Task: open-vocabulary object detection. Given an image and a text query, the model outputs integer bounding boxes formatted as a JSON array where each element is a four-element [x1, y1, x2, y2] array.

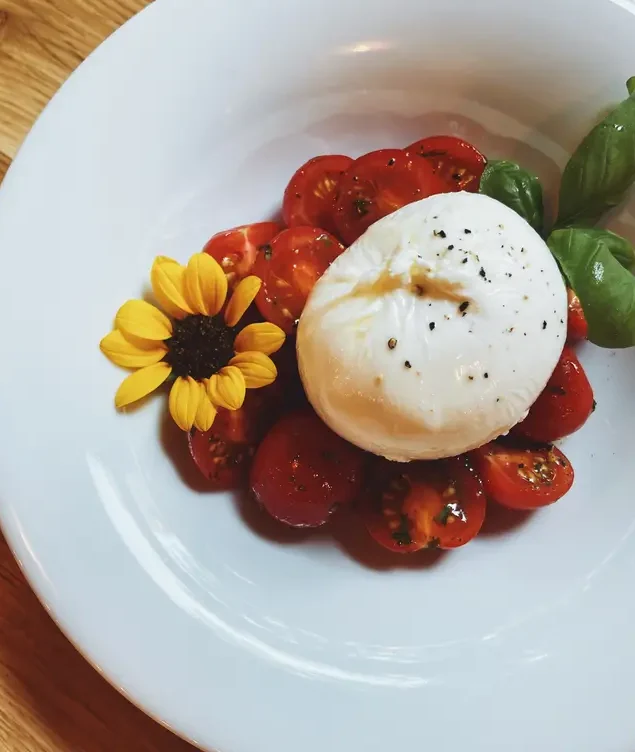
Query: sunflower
[[100, 253, 286, 431]]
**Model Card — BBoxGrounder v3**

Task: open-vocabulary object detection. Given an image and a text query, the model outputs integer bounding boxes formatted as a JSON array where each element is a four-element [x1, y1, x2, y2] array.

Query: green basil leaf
[[548, 228, 635, 347], [557, 81, 635, 228], [578, 228, 635, 270], [479, 160, 544, 233], [628, 77, 635, 96]]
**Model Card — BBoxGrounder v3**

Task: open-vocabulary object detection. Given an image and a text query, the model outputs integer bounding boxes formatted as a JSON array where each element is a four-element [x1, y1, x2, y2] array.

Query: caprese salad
[[102, 78, 635, 555]]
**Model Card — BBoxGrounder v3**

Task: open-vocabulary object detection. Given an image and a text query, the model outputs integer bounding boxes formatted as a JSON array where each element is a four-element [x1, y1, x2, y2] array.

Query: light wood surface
[[0, 1, 196, 749]]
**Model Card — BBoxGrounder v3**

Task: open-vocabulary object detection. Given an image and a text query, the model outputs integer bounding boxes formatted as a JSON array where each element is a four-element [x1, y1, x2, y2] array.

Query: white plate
[[1, 0, 635, 749]]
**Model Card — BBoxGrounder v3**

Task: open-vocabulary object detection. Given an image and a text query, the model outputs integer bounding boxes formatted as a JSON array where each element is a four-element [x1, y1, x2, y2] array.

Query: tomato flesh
[[203, 222, 282, 286], [253, 226, 345, 333], [566, 288, 588, 342], [250, 410, 367, 528], [188, 389, 278, 488], [406, 135, 487, 193], [360, 457, 486, 553], [471, 441, 574, 510], [283, 155, 353, 236], [333, 149, 447, 245], [513, 345, 594, 443]]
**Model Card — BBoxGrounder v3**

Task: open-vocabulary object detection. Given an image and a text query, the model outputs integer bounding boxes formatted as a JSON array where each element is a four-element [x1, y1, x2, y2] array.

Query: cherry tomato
[[282, 155, 353, 236], [470, 441, 573, 511], [359, 457, 486, 553], [252, 226, 345, 333], [567, 288, 588, 342], [203, 222, 283, 286], [513, 345, 595, 443], [406, 135, 487, 192], [250, 410, 367, 528], [188, 390, 279, 488], [333, 149, 447, 245]]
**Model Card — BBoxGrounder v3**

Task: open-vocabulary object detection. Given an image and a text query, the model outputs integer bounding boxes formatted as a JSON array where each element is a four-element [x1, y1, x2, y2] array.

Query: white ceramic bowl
[[1, 0, 635, 750]]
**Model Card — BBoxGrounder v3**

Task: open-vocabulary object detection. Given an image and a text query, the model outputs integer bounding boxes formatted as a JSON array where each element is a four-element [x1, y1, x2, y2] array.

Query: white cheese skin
[[296, 192, 567, 461]]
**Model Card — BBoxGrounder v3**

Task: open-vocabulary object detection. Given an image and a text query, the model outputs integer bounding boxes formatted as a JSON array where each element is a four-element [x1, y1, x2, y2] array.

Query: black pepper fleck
[[468, 375, 474, 381], [404, 360, 412, 369], [484, 372, 489, 378], [448, 244, 455, 250], [434, 229, 447, 238], [542, 321, 547, 330], [479, 267, 486, 278], [459, 301, 469, 313], [429, 322, 436, 331], [387, 157, 396, 166], [464, 228, 472, 234], [461, 257, 468, 264]]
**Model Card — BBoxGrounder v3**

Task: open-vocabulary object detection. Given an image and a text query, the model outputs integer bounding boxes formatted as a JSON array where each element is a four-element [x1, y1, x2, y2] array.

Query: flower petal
[[194, 392, 217, 432], [207, 366, 246, 410], [151, 256, 194, 319], [184, 253, 228, 316], [115, 362, 172, 408], [169, 376, 203, 431], [115, 300, 173, 341], [224, 275, 262, 327], [233, 322, 286, 355], [100, 330, 167, 368], [230, 351, 277, 388]]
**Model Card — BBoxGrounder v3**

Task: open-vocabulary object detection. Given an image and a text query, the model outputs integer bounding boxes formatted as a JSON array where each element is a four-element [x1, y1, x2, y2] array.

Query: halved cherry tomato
[[283, 155, 353, 236], [513, 345, 594, 443], [406, 135, 487, 192], [250, 410, 367, 528], [567, 288, 588, 342], [203, 222, 283, 286], [333, 149, 447, 245], [252, 226, 345, 333], [359, 457, 486, 553], [470, 441, 574, 510], [188, 389, 280, 488]]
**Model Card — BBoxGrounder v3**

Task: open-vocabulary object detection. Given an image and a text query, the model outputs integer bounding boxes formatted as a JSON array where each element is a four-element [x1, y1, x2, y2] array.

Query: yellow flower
[[100, 254, 286, 431]]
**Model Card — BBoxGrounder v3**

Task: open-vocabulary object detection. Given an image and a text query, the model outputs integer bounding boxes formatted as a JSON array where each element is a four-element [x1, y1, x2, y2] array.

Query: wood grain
[[0, 1, 196, 749]]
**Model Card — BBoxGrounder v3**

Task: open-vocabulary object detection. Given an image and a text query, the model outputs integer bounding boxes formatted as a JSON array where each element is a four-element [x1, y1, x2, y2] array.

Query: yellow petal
[[168, 377, 203, 431], [194, 393, 217, 432], [233, 322, 286, 355], [115, 300, 172, 341], [224, 275, 262, 327], [184, 253, 228, 316], [100, 330, 168, 368], [151, 256, 194, 319], [229, 351, 277, 388], [207, 366, 246, 410], [115, 362, 172, 408]]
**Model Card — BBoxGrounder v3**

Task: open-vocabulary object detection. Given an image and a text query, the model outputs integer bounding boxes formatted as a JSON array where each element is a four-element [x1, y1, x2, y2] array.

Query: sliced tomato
[[359, 457, 486, 553], [406, 135, 487, 192], [567, 288, 588, 342], [333, 149, 447, 245], [188, 389, 279, 488], [513, 345, 595, 443], [470, 441, 574, 510], [250, 410, 367, 528], [203, 222, 283, 286], [252, 226, 345, 333], [283, 155, 353, 236]]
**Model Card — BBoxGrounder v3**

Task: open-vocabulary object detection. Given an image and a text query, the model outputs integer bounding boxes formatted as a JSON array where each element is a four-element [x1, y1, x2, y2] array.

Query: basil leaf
[[548, 228, 635, 347], [557, 81, 635, 228], [479, 160, 544, 233], [579, 228, 635, 270]]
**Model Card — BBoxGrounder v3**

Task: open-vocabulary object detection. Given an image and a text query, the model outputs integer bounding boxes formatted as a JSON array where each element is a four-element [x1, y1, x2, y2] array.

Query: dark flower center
[[165, 314, 236, 380]]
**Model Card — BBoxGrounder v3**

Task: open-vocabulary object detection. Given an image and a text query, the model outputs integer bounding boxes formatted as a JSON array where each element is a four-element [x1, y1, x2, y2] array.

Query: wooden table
[[0, 2, 196, 749]]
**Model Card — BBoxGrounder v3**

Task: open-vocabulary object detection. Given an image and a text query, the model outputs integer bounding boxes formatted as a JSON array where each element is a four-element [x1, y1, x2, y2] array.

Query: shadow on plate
[[479, 500, 532, 536]]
